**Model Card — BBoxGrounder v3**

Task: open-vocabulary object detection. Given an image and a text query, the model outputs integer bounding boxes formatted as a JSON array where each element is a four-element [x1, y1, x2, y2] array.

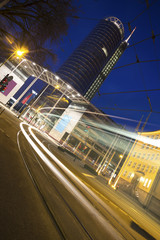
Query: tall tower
[[56, 17, 125, 99]]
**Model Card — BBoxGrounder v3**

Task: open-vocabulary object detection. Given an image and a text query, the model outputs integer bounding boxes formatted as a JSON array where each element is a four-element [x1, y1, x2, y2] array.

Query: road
[[0, 104, 159, 240]]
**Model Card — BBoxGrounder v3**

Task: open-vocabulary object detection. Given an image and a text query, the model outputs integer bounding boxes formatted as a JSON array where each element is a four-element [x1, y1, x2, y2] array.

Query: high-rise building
[[56, 17, 128, 100]]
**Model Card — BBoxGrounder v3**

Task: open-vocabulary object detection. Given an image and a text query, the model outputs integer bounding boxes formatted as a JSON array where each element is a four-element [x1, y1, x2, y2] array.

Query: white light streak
[[20, 122, 123, 239]]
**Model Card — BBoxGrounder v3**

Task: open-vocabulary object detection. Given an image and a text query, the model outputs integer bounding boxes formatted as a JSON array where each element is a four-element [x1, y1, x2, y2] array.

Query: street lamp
[[0, 48, 29, 68]]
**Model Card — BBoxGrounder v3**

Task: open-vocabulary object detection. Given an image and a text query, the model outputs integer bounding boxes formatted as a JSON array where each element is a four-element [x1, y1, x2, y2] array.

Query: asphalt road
[[0, 105, 159, 240]]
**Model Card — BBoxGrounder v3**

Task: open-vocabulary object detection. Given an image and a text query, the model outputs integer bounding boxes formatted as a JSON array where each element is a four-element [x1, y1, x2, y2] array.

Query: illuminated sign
[[55, 115, 72, 133]]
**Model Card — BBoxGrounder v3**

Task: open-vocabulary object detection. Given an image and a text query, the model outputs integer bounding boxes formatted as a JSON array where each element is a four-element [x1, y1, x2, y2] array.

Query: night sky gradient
[[15, 0, 160, 132]]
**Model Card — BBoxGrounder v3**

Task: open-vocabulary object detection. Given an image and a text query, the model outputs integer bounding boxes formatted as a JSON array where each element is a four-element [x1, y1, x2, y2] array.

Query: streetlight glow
[[0, 47, 28, 68], [55, 85, 60, 89], [15, 48, 29, 57], [16, 50, 24, 56]]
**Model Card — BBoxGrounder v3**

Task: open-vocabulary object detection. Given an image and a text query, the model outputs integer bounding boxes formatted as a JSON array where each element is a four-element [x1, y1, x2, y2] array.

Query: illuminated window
[[150, 154, 155, 160], [137, 153, 141, 158], [132, 152, 136, 157], [140, 176, 145, 182], [145, 165, 149, 172], [127, 172, 132, 178], [143, 178, 148, 187], [132, 162, 136, 168], [123, 170, 127, 176], [128, 161, 132, 166], [146, 154, 150, 160], [141, 165, 145, 171], [137, 163, 141, 169], [147, 179, 152, 188], [155, 154, 159, 160], [142, 153, 146, 159], [149, 166, 154, 173], [141, 144, 145, 149], [153, 166, 157, 173]]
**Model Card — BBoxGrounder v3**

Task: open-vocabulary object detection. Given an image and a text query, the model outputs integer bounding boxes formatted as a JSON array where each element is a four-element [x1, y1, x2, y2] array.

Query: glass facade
[[84, 41, 128, 101], [56, 17, 124, 96]]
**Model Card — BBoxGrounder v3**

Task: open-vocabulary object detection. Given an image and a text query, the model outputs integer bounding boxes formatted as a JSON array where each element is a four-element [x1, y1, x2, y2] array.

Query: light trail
[[32, 106, 160, 148], [38, 106, 141, 124], [20, 122, 124, 240], [20, 122, 160, 239]]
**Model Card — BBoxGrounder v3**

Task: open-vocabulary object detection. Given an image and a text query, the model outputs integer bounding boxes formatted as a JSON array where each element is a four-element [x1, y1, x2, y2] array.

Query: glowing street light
[[16, 50, 26, 57], [55, 84, 60, 89], [0, 47, 29, 68]]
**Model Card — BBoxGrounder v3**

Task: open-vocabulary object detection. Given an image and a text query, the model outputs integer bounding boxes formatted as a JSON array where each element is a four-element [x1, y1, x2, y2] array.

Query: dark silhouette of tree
[[0, 0, 78, 64]]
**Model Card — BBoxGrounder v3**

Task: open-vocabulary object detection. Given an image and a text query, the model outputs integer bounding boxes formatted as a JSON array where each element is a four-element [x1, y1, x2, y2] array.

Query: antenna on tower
[[125, 27, 136, 43]]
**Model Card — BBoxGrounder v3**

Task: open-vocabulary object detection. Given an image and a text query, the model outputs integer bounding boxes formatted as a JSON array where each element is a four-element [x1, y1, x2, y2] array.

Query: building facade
[[116, 130, 160, 217], [0, 60, 29, 104], [56, 17, 126, 98]]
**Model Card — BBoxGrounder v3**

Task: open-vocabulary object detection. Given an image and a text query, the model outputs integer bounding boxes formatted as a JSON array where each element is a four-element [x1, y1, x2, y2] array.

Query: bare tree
[[0, 0, 78, 64]]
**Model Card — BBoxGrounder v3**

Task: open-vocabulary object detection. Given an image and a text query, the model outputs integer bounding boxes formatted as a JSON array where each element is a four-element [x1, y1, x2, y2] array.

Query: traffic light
[[0, 74, 13, 92]]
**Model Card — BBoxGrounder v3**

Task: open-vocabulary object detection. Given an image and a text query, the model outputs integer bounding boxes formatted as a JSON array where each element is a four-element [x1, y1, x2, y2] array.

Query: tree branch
[[0, 0, 10, 9]]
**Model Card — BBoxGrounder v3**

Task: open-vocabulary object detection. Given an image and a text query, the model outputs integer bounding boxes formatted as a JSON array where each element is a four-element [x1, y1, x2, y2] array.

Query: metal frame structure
[[16, 58, 90, 105]]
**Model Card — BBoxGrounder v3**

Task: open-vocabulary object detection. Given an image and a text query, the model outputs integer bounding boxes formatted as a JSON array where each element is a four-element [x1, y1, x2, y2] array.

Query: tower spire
[[125, 27, 136, 43]]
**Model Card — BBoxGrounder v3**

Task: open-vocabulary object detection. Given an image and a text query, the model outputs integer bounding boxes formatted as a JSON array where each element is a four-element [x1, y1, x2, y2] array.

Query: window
[[127, 172, 132, 178], [132, 152, 136, 157], [146, 154, 150, 160], [94, 144, 103, 152], [137, 163, 141, 170], [155, 154, 159, 160], [123, 170, 127, 176], [128, 161, 132, 166], [143, 178, 148, 187], [149, 166, 154, 173], [145, 165, 149, 172], [141, 144, 145, 149], [142, 153, 146, 159], [137, 153, 141, 158], [147, 179, 152, 188], [141, 165, 145, 171], [132, 162, 136, 168], [153, 166, 157, 173], [150, 154, 155, 160]]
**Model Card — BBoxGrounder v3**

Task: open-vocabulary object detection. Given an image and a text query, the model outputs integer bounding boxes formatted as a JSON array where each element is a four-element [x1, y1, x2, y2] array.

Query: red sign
[[21, 93, 32, 104]]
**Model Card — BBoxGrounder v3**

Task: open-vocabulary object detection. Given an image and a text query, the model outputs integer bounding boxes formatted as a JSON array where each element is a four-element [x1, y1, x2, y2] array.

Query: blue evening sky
[[16, 0, 160, 132]]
